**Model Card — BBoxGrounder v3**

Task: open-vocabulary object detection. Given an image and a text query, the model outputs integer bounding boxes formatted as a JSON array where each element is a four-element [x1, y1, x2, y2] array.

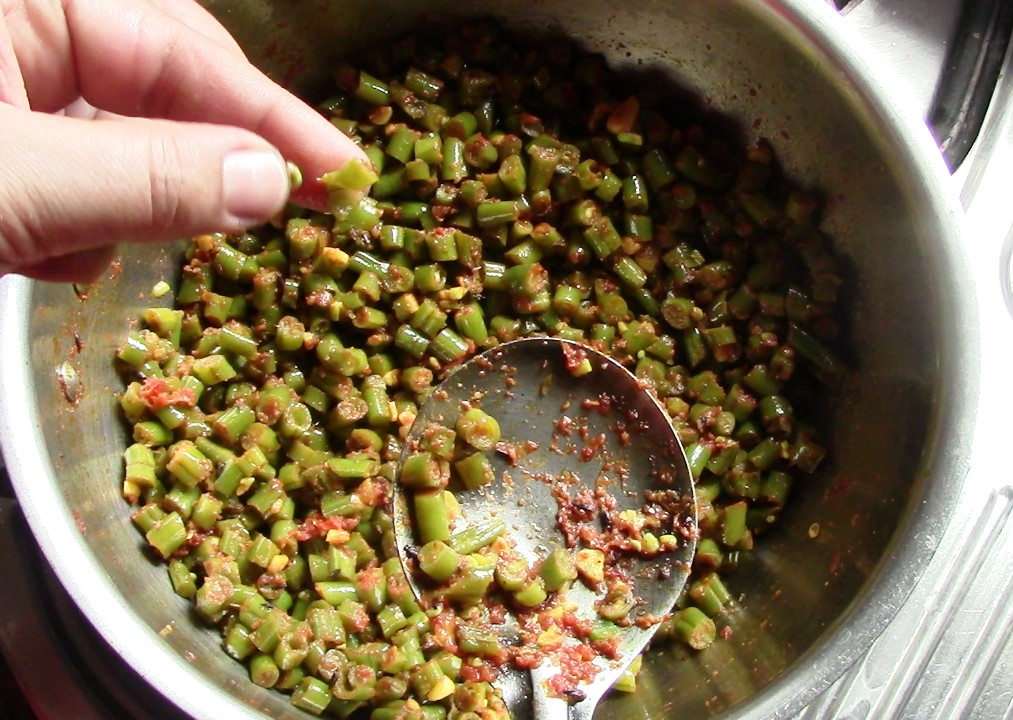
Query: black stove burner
[[834, 0, 1013, 169], [925, 0, 1013, 168]]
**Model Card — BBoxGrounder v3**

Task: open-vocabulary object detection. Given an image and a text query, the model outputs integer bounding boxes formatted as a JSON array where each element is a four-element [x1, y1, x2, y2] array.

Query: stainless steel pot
[[0, 1, 978, 718]]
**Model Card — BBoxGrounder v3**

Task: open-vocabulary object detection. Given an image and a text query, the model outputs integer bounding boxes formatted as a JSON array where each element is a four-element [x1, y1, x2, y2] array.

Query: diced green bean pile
[[402, 402, 689, 630], [115, 19, 845, 719]]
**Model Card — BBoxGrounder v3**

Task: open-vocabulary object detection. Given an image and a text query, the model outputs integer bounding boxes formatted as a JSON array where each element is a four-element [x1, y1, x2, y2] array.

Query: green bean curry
[[114, 18, 845, 720]]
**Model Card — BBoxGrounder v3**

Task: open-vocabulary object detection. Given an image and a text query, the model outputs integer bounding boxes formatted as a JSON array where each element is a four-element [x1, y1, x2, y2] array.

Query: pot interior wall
[[15, 1, 955, 717]]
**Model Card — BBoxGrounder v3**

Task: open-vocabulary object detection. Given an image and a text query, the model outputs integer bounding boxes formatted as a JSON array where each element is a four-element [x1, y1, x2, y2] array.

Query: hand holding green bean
[[0, 0, 366, 282]]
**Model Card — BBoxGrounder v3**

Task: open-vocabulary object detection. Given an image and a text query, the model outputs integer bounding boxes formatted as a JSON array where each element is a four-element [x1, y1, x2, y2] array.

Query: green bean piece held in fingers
[[116, 18, 846, 718]]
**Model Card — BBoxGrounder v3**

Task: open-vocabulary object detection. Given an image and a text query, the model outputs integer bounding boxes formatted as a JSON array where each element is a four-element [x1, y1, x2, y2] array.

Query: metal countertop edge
[[696, 2, 984, 717], [792, 22, 1013, 720]]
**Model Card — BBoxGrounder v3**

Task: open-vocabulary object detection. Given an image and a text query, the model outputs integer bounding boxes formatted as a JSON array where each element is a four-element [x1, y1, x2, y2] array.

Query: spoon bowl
[[393, 337, 696, 719]]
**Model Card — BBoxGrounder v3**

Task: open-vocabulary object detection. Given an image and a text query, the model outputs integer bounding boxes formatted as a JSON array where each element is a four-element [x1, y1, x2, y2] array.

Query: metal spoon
[[393, 337, 697, 720]]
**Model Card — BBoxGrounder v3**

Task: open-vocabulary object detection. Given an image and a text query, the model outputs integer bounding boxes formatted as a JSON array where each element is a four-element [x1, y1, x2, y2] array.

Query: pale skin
[[0, 0, 366, 282]]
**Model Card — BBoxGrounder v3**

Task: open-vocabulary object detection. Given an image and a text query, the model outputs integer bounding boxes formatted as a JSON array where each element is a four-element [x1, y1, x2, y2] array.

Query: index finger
[[0, 7, 30, 108], [143, 0, 247, 58]]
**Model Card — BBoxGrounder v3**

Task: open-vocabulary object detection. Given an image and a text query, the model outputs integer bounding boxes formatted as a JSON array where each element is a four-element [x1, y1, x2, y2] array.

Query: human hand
[[0, 0, 366, 282]]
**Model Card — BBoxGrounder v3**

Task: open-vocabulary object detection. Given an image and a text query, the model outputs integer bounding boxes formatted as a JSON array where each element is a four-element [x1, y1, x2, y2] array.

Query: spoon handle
[[533, 690, 592, 720], [530, 667, 605, 720]]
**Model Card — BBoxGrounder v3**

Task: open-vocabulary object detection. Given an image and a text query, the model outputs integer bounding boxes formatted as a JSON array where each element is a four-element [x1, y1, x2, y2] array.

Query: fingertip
[[288, 182, 331, 213], [286, 137, 371, 213], [271, 96, 370, 208]]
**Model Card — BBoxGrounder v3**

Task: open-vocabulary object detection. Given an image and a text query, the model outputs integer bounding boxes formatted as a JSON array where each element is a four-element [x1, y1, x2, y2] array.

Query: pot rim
[[714, 1, 979, 716]]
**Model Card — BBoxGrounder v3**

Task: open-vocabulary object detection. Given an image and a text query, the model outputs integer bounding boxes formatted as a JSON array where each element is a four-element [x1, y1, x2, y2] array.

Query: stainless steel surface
[[843, 0, 965, 124], [793, 21, 1013, 720], [845, 0, 1013, 169], [0, 1, 977, 719], [393, 338, 695, 720]]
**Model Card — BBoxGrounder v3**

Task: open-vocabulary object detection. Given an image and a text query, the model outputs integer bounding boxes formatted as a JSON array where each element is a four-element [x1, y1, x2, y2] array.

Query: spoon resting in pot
[[392, 337, 697, 720]]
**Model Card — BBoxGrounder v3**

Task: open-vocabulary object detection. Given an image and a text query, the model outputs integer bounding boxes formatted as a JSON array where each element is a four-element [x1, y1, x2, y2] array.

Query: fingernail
[[222, 150, 288, 224]]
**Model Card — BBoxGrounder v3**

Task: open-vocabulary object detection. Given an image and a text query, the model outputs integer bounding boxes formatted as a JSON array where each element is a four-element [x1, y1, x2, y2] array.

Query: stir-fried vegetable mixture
[[402, 384, 699, 696], [115, 19, 845, 718]]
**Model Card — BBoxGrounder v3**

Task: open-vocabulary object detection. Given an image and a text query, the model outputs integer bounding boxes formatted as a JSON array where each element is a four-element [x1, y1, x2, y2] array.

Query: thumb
[[0, 105, 291, 278]]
